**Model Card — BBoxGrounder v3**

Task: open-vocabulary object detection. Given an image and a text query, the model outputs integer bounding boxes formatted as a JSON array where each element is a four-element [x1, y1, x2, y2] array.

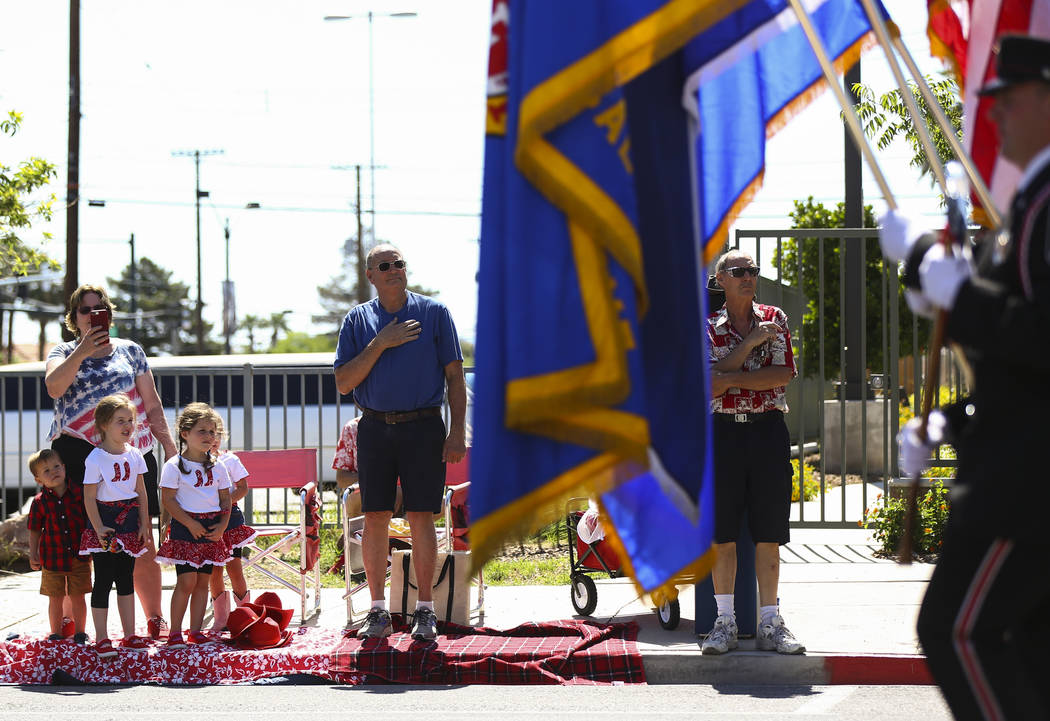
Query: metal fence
[[1, 229, 971, 528], [732, 227, 966, 528], [0, 353, 470, 527]]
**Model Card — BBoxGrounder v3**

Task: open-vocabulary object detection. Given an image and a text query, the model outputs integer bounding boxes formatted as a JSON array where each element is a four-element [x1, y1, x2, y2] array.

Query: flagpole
[[785, 0, 897, 210], [855, 0, 948, 194], [890, 34, 1003, 229]]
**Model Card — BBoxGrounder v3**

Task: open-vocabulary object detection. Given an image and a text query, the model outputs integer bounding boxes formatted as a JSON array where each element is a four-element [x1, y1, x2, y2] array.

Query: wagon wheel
[[570, 574, 598, 616], [656, 598, 680, 630]]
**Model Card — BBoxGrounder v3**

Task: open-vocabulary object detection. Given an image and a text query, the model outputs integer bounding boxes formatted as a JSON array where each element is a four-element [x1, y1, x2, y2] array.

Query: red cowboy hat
[[227, 606, 263, 638], [234, 615, 292, 650], [244, 592, 294, 631]]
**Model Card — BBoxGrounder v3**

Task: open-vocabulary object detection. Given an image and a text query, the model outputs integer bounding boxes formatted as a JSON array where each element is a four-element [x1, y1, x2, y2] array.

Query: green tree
[[779, 197, 925, 380], [1, 111, 59, 276], [107, 257, 220, 356], [850, 76, 962, 189], [240, 314, 263, 353], [270, 331, 337, 354], [263, 309, 292, 351]]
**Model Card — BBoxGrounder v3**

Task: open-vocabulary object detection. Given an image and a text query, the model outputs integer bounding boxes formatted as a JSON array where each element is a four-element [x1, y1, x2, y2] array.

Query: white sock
[[415, 600, 434, 611], [371, 599, 387, 611], [714, 594, 734, 618], [760, 604, 779, 624]]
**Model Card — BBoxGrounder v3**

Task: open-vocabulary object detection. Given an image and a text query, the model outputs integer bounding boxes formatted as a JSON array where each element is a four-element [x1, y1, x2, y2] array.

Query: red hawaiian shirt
[[27, 482, 88, 572], [707, 302, 797, 414]]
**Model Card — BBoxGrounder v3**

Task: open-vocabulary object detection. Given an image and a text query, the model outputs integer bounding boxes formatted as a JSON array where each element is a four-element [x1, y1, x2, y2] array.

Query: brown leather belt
[[362, 406, 441, 425]]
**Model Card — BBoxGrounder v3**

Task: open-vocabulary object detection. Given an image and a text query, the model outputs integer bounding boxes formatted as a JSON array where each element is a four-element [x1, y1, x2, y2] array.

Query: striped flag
[[930, 1, 1050, 221]]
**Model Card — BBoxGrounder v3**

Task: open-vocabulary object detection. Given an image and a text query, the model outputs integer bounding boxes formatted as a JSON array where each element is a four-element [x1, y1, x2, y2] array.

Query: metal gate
[[730, 228, 966, 528]]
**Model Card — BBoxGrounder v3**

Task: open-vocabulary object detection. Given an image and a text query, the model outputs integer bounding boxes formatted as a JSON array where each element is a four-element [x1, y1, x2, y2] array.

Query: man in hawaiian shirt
[[701, 250, 804, 656]]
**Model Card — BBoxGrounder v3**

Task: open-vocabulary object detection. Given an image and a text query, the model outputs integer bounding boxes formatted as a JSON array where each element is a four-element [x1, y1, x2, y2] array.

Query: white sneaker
[[757, 614, 805, 654], [701, 614, 738, 655]]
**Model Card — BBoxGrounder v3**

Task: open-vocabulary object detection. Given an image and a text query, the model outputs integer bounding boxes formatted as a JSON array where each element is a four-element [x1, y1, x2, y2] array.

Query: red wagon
[[565, 499, 681, 630]]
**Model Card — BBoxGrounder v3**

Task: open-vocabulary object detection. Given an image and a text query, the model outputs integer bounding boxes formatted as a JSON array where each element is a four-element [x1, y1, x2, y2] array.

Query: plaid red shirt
[[27, 482, 88, 571], [707, 302, 797, 414]]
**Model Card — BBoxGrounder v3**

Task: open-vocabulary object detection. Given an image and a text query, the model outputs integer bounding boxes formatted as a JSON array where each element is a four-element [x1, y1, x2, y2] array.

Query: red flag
[[930, 0, 1050, 223]]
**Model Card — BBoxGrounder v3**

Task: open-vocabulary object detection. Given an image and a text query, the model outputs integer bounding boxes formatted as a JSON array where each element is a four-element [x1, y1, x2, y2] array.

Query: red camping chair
[[341, 449, 484, 625], [236, 448, 322, 624]]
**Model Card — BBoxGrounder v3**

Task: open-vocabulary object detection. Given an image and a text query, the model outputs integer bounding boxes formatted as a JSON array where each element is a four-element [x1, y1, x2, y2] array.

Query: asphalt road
[[0, 683, 951, 720]]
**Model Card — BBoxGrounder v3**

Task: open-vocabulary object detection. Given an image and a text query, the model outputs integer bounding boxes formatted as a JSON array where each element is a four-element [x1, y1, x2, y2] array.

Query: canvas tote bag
[[389, 550, 471, 625]]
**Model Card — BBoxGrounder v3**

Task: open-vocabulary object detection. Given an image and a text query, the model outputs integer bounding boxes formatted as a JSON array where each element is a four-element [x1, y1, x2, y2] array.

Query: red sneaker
[[147, 616, 169, 640], [186, 630, 213, 645], [95, 638, 117, 659], [120, 635, 150, 652], [164, 632, 187, 650], [60, 617, 75, 638]]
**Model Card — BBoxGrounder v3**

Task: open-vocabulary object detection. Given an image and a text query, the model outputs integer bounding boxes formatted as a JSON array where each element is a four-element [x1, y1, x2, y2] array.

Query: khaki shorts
[[40, 559, 92, 597]]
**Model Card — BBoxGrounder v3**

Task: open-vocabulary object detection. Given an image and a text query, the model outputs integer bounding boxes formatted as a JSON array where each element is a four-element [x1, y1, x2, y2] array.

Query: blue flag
[[474, 0, 883, 602]]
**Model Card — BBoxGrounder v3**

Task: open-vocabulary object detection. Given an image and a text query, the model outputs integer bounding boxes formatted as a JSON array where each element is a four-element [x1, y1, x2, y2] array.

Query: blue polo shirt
[[334, 291, 463, 412]]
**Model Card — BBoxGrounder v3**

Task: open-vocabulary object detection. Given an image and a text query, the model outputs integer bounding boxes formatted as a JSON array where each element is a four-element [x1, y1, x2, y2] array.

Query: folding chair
[[237, 448, 322, 624], [341, 449, 484, 625]]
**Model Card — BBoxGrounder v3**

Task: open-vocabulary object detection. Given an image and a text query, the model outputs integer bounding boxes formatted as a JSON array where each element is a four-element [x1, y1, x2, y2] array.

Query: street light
[[323, 10, 417, 243]]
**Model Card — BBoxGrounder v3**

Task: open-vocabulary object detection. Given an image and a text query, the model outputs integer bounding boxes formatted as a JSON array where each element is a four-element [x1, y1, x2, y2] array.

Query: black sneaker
[[410, 607, 438, 641], [46, 633, 63, 641], [72, 632, 89, 645], [358, 608, 392, 639]]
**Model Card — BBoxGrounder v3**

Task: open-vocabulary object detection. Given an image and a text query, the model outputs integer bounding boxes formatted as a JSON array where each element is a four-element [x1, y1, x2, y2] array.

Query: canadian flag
[[927, 0, 1050, 222]]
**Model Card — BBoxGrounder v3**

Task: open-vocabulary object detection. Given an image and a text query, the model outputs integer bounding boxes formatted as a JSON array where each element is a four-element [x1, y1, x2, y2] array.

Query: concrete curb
[[641, 649, 933, 685]]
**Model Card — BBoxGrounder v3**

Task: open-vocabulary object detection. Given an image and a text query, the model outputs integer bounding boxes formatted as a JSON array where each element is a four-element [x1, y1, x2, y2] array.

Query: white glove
[[898, 410, 947, 478], [879, 209, 923, 263], [919, 244, 971, 309], [904, 289, 936, 319]]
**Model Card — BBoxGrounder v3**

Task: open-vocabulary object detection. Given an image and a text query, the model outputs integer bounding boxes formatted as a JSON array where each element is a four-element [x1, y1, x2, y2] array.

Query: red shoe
[[120, 635, 150, 652], [186, 630, 213, 645], [95, 638, 117, 659], [164, 632, 187, 650], [60, 617, 75, 638], [147, 616, 169, 640]]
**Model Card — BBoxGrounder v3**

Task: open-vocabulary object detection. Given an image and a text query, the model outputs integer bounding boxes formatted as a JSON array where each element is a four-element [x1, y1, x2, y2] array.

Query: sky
[[0, 0, 946, 353]]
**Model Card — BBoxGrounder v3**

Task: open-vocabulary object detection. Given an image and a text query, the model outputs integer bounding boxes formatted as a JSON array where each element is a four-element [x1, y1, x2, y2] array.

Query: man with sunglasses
[[333, 244, 467, 642], [701, 250, 804, 656]]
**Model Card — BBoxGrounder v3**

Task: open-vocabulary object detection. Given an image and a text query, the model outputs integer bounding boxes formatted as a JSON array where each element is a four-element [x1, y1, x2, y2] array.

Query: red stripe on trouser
[[952, 539, 1014, 721]]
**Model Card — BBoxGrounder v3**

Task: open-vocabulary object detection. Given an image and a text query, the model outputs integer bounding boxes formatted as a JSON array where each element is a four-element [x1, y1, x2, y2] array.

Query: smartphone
[[89, 308, 111, 344]]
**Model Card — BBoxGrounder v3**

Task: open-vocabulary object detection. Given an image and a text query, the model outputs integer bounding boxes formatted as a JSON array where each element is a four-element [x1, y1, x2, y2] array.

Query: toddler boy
[[27, 449, 90, 643]]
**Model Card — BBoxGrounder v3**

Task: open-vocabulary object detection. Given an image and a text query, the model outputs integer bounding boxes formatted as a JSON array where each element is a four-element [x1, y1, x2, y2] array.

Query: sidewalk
[[0, 528, 934, 685]]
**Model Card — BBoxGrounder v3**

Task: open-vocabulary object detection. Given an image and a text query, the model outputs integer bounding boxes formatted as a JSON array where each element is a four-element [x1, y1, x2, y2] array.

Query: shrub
[[863, 479, 950, 556], [791, 458, 820, 502]]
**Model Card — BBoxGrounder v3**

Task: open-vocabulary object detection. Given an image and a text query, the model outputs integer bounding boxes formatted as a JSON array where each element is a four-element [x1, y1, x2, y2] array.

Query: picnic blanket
[[329, 618, 645, 685], [0, 628, 361, 685]]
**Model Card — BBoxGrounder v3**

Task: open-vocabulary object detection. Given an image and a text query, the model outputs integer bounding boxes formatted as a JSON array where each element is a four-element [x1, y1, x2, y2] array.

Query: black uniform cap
[[978, 34, 1050, 96]]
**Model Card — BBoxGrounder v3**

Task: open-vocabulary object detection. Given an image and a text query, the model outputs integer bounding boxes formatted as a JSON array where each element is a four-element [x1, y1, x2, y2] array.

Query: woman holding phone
[[45, 283, 177, 640]]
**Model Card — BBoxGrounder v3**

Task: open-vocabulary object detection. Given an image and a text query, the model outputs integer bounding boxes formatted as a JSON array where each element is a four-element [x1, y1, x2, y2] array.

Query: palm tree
[[266, 310, 293, 351], [240, 314, 262, 353]]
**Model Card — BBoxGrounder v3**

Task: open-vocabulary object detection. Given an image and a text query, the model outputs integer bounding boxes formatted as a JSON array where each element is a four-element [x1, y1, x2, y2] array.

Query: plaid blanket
[[329, 618, 645, 685]]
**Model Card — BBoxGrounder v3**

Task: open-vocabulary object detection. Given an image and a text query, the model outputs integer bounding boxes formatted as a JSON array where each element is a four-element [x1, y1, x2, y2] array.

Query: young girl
[[155, 403, 233, 649], [79, 394, 153, 658], [207, 417, 257, 630]]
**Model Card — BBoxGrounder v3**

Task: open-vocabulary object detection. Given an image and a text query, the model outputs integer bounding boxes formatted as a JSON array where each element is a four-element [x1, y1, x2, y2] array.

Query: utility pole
[[356, 165, 367, 304], [332, 164, 370, 305], [128, 232, 137, 343], [63, 0, 81, 339], [172, 148, 223, 354]]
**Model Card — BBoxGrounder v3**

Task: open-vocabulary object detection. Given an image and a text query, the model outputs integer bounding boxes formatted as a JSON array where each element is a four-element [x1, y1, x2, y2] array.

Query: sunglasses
[[77, 304, 107, 315], [373, 260, 406, 272], [726, 266, 760, 278]]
